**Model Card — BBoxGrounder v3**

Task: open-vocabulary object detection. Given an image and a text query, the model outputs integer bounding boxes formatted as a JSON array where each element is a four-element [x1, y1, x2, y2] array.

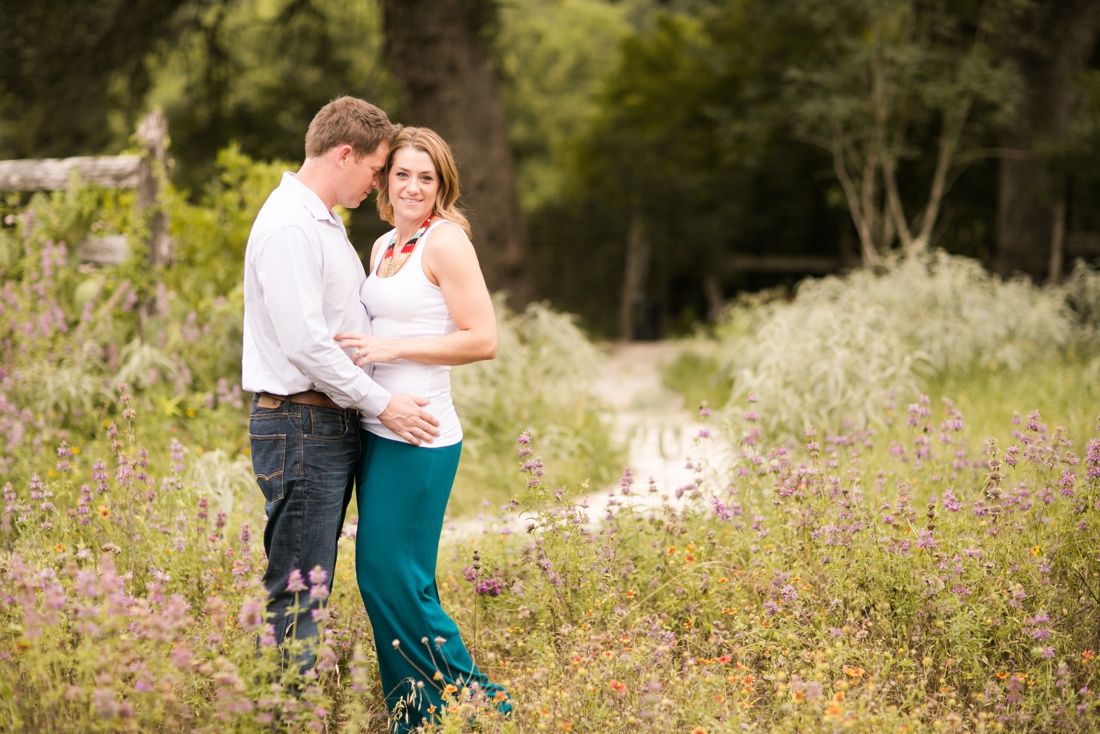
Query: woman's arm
[[336, 224, 497, 367]]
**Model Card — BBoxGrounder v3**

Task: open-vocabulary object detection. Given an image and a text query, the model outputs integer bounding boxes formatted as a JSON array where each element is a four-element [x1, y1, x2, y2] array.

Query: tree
[[995, 0, 1100, 282], [0, 0, 194, 158], [495, 0, 631, 214], [783, 0, 1024, 269], [146, 0, 396, 198], [382, 0, 533, 306]]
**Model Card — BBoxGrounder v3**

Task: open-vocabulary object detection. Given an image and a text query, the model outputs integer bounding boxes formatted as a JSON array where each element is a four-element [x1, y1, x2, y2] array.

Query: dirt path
[[590, 341, 700, 494], [442, 340, 702, 537]]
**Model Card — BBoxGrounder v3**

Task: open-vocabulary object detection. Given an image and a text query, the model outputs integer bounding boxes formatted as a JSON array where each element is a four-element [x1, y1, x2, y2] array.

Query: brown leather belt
[[257, 390, 351, 411]]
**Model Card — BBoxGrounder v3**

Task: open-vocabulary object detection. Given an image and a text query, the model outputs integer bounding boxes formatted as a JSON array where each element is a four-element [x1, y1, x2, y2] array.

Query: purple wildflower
[[240, 599, 265, 631], [286, 569, 307, 593], [475, 578, 503, 597]]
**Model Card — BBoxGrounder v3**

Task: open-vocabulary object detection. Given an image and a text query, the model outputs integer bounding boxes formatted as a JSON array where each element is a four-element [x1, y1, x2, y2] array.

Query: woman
[[336, 126, 510, 732]]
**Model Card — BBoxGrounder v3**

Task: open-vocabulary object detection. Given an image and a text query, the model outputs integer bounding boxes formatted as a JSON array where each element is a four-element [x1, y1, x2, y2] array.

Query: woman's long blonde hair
[[377, 126, 472, 239]]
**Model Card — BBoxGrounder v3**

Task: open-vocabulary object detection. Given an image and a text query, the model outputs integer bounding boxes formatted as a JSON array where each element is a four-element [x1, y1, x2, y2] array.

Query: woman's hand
[[334, 333, 402, 366]]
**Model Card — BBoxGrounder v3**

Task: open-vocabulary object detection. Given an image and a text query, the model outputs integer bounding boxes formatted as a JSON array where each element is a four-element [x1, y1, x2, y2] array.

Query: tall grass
[[666, 247, 1100, 446], [450, 296, 624, 515], [3, 378, 1098, 732]]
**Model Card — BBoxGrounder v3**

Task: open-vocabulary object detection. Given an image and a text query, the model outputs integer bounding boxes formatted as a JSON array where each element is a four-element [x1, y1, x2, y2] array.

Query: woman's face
[[388, 146, 439, 224]]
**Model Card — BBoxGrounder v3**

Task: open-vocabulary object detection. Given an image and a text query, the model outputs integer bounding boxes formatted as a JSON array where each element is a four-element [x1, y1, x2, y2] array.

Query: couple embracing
[[241, 96, 510, 731]]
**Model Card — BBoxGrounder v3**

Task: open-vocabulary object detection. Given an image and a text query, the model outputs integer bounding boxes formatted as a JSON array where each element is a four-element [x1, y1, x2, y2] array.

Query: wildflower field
[[3, 177, 1100, 732]]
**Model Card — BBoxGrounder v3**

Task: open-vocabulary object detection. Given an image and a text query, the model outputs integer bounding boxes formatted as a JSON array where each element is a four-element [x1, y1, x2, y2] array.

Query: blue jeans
[[249, 394, 359, 673]]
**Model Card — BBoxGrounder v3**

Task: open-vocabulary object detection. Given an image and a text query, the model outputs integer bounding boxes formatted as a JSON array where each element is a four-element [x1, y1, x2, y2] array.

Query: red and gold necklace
[[378, 215, 433, 278]]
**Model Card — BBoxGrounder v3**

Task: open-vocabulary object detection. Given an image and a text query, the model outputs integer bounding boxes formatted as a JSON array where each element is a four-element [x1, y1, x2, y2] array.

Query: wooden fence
[[0, 111, 172, 268]]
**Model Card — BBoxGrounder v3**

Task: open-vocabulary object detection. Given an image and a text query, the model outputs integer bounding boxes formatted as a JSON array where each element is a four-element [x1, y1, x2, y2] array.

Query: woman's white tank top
[[359, 220, 462, 446]]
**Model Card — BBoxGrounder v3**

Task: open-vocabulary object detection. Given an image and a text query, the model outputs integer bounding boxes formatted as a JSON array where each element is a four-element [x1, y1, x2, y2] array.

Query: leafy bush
[[695, 248, 1092, 439], [451, 297, 624, 514], [1064, 258, 1100, 344]]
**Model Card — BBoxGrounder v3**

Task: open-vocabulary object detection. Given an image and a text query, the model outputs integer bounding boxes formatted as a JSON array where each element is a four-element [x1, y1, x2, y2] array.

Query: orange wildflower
[[843, 666, 865, 678]]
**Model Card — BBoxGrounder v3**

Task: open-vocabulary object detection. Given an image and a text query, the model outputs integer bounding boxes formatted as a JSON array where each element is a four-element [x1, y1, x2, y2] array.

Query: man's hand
[[335, 333, 401, 366], [379, 394, 440, 446]]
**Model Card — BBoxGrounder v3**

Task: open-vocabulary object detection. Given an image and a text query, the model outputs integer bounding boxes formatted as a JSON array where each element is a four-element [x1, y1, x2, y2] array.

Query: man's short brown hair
[[304, 96, 396, 159]]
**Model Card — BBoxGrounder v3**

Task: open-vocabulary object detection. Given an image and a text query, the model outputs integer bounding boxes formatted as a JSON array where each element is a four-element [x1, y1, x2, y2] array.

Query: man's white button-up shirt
[[242, 172, 391, 416]]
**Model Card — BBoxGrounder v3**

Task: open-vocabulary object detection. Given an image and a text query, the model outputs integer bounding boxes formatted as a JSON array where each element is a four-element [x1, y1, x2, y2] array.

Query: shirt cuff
[[358, 385, 392, 418]]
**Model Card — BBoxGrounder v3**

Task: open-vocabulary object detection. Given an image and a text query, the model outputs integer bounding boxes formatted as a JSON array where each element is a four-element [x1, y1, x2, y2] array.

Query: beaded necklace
[[377, 215, 433, 278]]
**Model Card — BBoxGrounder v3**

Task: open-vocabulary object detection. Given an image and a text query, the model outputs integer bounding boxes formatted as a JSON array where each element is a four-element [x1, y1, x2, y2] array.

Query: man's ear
[[332, 143, 355, 167]]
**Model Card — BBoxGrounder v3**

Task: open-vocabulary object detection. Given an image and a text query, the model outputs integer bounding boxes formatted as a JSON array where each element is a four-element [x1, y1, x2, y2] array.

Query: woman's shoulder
[[425, 219, 474, 255], [428, 218, 470, 242], [422, 219, 480, 283]]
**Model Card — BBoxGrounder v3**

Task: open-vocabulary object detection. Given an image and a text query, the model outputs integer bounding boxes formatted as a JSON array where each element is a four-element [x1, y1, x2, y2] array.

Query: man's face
[[336, 144, 389, 209]]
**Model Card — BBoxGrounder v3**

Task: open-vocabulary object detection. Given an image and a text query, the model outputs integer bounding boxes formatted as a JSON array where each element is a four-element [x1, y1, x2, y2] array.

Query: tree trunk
[[1048, 194, 1066, 284], [382, 0, 533, 307], [619, 196, 651, 341], [996, 1, 1100, 282]]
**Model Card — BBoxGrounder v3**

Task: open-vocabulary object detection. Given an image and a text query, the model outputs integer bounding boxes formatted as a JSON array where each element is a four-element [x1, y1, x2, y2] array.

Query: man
[[242, 96, 440, 673]]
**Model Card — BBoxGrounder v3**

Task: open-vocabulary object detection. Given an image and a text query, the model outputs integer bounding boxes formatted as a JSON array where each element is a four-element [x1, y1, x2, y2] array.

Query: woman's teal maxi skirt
[[355, 431, 510, 733]]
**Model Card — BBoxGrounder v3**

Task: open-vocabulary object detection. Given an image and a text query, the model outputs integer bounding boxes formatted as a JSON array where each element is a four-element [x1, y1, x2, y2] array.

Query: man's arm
[[254, 226, 438, 443]]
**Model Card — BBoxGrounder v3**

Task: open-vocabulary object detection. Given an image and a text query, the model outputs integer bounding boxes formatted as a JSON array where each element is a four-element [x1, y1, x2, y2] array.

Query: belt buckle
[[257, 394, 284, 409]]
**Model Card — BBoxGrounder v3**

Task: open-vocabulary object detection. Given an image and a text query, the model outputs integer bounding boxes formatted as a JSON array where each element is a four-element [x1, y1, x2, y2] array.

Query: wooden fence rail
[[0, 111, 172, 268]]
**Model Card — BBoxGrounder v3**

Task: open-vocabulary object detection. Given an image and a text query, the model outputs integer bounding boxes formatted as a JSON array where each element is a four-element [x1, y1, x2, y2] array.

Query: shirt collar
[[280, 172, 341, 225]]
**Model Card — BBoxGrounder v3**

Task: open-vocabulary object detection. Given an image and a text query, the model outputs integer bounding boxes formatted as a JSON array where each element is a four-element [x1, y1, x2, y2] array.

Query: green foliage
[[661, 342, 734, 413], [455, 404, 1100, 732], [496, 0, 631, 213], [145, 0, 396, 194], [450, 298, 626, 515], [1065, 258, 1100, 341], [780, 0, 1026, 259], [668, 247, 1095, 441], [3, 378, 1100, 731], [1, 165, 623, 516], [0, 164, 259, 487], [523, 0, 847, 334], [0, 0, 189, 158]]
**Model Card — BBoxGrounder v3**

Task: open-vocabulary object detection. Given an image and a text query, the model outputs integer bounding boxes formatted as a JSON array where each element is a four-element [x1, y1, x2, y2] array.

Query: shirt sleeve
[[254, 224, 392, 416]]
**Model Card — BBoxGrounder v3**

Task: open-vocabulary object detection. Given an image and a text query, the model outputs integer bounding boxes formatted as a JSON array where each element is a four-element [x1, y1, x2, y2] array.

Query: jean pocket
[[249, 432, 287, 505], [305, 409, 352, 440]]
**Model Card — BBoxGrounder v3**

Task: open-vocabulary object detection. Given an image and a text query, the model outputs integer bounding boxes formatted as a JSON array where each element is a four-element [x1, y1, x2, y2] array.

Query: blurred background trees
[[2, 0, 1098, 338]]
